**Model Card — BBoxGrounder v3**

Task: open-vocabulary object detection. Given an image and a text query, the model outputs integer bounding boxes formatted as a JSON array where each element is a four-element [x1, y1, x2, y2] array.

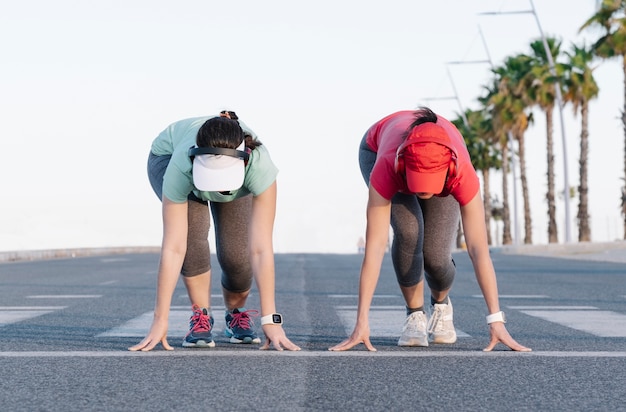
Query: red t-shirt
[[365, 110, 480, 206]]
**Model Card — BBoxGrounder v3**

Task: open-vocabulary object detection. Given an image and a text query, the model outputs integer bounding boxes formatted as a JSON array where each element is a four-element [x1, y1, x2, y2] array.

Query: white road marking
[[98, 306, 227, 337], [329, 294, 400, 299], [0, 306, 66, 310], [1, 351, 625, 358], [472, 295, 549, 299], [0, 306, 67, 326], [336, 307, 470, 338], [520, 310, 626, 337], [508, 306, 598, 310], [27, 295, 102, 299]]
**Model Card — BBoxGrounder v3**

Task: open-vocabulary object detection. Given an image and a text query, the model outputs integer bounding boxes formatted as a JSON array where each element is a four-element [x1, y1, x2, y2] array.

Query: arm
[[128, 196, 188, 351], [249, 181, 300, 351], [461, 192, 531, 352], [329, 185, 391, 351]]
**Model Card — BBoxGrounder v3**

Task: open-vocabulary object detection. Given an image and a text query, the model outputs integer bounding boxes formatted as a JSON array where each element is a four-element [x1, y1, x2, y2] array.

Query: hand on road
[[259, 325, 301, 351], [128, 318, 173, 352], [328, 324, 377, 352], [483, 322, 532, 352]]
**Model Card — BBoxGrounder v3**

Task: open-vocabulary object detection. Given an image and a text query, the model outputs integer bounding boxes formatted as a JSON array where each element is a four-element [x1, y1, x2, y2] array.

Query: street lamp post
[[447, 32, 521, 246], [479, 0, 572, 243]]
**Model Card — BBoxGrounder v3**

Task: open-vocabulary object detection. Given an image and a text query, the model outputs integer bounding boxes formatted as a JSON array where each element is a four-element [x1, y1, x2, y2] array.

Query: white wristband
[[486, 311, 506, 324], [261, 313, 283, 326]]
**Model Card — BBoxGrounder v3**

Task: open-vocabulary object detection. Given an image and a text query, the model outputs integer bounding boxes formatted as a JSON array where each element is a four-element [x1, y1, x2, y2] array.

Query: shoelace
[[405, 312, 426, 332], [229, 309, 259, 330], [190, 308, 211, 332], [427, 307, 443, 334]]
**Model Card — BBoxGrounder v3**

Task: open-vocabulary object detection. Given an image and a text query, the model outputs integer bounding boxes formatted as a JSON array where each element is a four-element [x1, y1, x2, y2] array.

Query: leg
[[390, 192, 426, 310], [421, 195, 460, 344], [210, 195, 260, 344], [181, 197, 212, 308], [391, 193, 430, 347], [421, 195, 460, 298], [210, 195, 254, 309]]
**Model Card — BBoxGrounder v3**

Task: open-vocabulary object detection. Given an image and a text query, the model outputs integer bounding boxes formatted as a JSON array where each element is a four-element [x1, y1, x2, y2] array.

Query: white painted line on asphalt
[[520, 310, 626, 337], [27, 295, 102, 299], [472, 295, 549, 299], [0, 310, 58, 326], [99, 280, 118, 285], [177, 294, 234, 300], [336, 307, 470, 339], [98, 306, 227, 338], [329, 294, 400, 299], [100, 258, 130, 263], [1, 350, 625, 358], [0, 306, 66, 310], [336, 305, 404, 310], [508, 306, 598, 310]]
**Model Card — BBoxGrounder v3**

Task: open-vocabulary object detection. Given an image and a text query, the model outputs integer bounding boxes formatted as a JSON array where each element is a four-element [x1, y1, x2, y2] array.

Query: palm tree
[[452, 108, 502, 245], [581, 0, 626, 239], [526, 37, 564, 243], [491, 54, 535, 244], [562, 42, 600, 241]]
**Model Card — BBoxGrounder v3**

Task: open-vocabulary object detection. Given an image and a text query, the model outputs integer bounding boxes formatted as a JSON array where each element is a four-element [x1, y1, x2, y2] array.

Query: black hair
[[197, 117, 244, 149], [410, 106, 438, 128], [197, 115, 263, 150], [401, 106, 438, 140]]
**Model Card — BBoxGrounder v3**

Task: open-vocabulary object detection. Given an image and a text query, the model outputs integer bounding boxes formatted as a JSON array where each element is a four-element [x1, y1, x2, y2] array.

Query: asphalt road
[[1, 250, 625, 411]]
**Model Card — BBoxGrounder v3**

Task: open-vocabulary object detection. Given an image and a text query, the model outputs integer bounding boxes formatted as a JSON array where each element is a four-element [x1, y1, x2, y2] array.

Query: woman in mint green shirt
[[130, 111, 300, 352]]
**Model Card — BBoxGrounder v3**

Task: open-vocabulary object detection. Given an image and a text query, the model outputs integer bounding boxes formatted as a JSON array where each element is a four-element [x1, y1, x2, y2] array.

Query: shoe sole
[[430, 333, 457, 344], [228, 336, 261, 344], [225, 328, 261, 344], [182, 339, 216, 348], [398, 337, 429, 347]]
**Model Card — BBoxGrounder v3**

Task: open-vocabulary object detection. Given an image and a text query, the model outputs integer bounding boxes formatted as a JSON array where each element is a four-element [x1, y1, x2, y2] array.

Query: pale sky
[[1, 0, 622, 253]]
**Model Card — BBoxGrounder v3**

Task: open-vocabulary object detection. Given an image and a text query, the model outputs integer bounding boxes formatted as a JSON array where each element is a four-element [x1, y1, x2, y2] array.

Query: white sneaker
[[398, 311, 428, 347], [428, 299, 457, 344]]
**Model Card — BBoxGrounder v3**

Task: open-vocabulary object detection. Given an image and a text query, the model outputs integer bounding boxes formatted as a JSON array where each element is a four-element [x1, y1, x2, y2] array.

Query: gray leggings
[[147, 152, 253, 293], [358, 137, 459, 292]]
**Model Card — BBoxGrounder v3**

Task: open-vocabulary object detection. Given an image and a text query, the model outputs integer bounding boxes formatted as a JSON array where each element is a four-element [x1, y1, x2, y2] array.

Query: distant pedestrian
[[330, 107, 530, 352], [130, 110, 300, 352]]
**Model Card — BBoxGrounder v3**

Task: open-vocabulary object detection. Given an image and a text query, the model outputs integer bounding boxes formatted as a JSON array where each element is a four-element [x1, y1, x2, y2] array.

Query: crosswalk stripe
[[336, 308, 470, 338], [27, 295, 102, 299], [98, 306, 227, 338], [520, 310, 626, 337], [0, 306, 66, 310], [0, 310, 58, 326], [472, 295, 549, 299], [508, 306, 598, 310]]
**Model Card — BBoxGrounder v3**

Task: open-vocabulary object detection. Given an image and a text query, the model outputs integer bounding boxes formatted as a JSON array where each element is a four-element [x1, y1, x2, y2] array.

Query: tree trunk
[[546, 109, 558, 243], [578, 100, 591, 241], [501, 142, 512, 245], [517, 131, 533, 244]]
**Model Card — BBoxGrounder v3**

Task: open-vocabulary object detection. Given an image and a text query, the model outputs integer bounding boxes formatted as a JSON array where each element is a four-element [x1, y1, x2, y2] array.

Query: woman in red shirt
[[330, 107, 530, 352]]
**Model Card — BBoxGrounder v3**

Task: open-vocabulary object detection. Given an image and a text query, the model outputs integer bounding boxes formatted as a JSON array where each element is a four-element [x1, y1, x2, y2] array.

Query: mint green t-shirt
[[150, 116, 278, 203]]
